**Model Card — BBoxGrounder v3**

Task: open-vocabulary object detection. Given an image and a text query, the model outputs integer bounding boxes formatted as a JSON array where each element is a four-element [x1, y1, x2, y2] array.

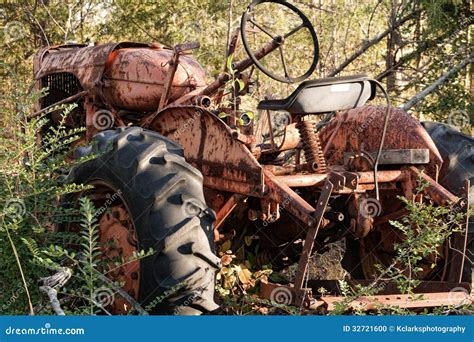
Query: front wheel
[[69, 127, 220, 314]]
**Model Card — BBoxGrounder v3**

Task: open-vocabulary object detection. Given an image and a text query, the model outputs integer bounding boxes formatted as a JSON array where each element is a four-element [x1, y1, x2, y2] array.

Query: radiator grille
[[41, 73, 82, 108]]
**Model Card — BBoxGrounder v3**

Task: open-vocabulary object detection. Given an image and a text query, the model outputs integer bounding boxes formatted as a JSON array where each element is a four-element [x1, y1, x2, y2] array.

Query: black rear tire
[[422, 122, 473, 286], [70, 127, 220, 314]]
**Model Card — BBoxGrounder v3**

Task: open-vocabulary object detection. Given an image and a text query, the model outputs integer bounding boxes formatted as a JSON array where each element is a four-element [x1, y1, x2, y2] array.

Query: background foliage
[[0, 0, 472, 128]]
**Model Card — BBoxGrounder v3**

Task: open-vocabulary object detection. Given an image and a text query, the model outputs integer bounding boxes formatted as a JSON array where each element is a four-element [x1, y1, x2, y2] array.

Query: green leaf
[[244, 236, 253, 246], [236, 78, 245, 91], [218, 112, 228, 119], [221, 240, 232, 253], [226, 54, 234, 74]]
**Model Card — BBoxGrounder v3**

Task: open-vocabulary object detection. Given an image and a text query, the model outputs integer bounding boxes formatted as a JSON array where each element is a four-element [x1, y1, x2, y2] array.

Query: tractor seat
[[257, 75, 376, 114]]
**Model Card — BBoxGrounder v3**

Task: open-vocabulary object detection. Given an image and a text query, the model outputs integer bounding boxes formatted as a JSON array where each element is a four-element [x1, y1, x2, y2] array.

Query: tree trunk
[[385, 0, 398, 93]]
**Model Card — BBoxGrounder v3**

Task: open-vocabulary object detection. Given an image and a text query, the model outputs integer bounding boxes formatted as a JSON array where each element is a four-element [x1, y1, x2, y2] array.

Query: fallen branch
[[39, 287, 64, 315], [400, 53, 474, 111], [39, 268, 72, 316]]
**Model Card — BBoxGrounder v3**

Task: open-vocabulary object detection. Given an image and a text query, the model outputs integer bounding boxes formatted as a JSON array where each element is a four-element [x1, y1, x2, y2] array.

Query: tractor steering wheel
[[240, 0, 319, 83]]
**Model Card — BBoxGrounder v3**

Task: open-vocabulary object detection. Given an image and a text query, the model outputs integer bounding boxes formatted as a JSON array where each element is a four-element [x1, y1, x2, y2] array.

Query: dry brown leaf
[[221, 254, 234, 266], [238, 267, 252, 284]]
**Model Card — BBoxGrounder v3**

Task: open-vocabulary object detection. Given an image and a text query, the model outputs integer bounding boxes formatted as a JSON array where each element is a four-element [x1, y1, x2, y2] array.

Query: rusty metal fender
[[319, 105, 443, 177], [148, 105, 265, 197]]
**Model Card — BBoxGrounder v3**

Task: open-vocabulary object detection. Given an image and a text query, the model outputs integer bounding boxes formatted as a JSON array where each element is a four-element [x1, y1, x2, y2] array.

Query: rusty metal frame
[[157, 42, 201, 111], [293, 179, 333, 306], [215, 194, 246, 230], [260, 280, 473, 311], [322, 292, 472, 311]]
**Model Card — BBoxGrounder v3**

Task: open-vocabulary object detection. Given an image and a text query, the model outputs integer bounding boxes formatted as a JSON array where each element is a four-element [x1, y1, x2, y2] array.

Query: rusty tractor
[[31, 0, 472, 314]]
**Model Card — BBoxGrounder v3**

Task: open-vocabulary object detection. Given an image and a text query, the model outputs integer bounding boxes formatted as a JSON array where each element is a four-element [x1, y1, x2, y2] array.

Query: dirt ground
[[282, 240, 347, 282]]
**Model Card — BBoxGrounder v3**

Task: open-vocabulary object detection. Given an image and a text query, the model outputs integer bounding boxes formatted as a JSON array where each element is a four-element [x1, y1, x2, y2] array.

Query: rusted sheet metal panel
[[320, 106, 443, 177], [103, 48, 207, 111], [33, 42, 148, 90], [149, 106, 264, 195]]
